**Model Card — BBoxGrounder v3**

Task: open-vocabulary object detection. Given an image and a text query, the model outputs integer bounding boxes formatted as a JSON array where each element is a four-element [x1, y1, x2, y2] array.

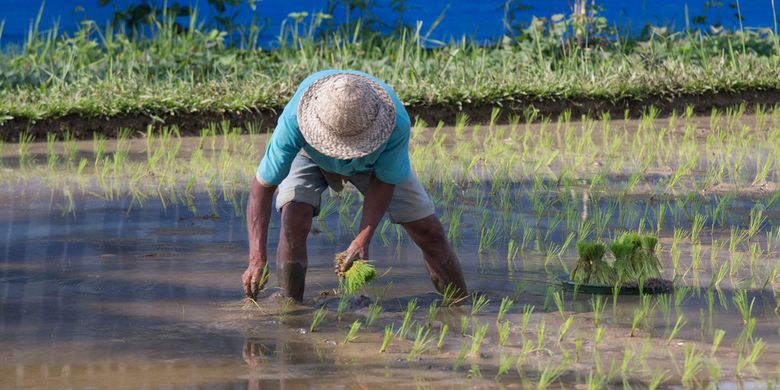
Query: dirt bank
[[3, 89, 780, 141]]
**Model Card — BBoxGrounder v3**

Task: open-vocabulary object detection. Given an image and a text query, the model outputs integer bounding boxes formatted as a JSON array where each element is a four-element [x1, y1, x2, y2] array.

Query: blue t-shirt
[[257, 69, 412, 186]]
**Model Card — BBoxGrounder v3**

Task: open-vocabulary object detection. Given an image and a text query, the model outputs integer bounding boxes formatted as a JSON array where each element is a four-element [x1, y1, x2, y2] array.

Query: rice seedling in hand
[[310, 306, 327, 332], [336, 252, 376, 294], [343, 320, 362, 344]]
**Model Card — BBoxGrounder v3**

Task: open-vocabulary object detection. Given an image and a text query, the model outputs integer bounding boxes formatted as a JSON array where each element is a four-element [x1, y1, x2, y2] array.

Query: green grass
[[3, 9, 780, 126]]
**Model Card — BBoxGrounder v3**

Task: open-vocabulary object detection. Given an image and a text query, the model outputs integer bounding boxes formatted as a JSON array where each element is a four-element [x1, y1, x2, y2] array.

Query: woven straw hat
[[297, 73, 396, 159]]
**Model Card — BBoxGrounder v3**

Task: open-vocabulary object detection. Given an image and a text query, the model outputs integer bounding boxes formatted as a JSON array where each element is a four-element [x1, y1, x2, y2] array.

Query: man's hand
[[245, 177, 276, 299], [336, 238, 370, 275], [243, 261, 268, 300]]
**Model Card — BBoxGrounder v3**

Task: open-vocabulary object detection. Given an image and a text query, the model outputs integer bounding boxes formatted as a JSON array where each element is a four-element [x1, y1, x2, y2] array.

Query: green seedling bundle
[[335, 252, 377, 295], [569, 234, 666, 291]]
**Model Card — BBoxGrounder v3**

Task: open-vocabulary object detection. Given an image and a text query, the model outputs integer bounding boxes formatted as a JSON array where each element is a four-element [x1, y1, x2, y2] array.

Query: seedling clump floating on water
[[571, 241, 614, 285]]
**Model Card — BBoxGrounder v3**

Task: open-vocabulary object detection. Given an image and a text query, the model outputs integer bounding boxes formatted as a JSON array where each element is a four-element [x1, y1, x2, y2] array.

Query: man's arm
[[338, 175, 395, 273], [243, 177, 277, 299]]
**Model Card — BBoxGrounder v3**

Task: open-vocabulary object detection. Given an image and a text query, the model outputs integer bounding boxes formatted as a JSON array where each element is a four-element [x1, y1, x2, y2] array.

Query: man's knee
[[404, 214, 448, 245], [281, 201, 314, 243]]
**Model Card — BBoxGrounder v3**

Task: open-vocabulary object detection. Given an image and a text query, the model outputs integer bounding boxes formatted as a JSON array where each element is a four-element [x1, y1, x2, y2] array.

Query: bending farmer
[[243, 70, 468, 302]]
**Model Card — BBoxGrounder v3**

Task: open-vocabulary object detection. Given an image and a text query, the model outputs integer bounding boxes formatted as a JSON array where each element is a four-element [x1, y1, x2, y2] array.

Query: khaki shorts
[[266, 152, 435, 224]]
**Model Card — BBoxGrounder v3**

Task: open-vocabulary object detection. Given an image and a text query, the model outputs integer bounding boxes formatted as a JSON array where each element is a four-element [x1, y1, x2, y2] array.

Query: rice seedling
[[398, 298, 418, 339], [366, 301, 382, 327], [711, 329, 726, 355], [470, 294, 489, 317], [736, 338, 767, 377], [590, 295, 607, 327], [736, 318, 756, 351], [470, 323, 489, 357], [536, 359, 567, 389], [647, 369, 670, 390], [460, 314, 469, 337], [453, 342, 470, 371], [666, 314, 687, 345], [336, 296, 349, 321], [586, 370, 607, 390], [507, 239, 520, 274], [439, 283, 467, 307], [310, 306, 327, 332], [497, 297, 513, 323], [45, 133, 59, 169], [437, 323, 449, 350], [571, 241, 613, 285], [495, 353, 513, 381], [732, 289, 755, 324], [681, 345, 704, 387], [379, 325, 394, 353], [278, 299, 292, 322], [536, 320, 546, 351], [17, 132, 34, 167], [344, 320, 362, 344], [557, 316, 573, 344], [497, 320, 511, 346], [408, 324, 433, 360]]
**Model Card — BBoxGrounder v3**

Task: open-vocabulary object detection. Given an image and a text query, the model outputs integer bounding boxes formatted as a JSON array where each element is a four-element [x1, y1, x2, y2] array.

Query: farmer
[[243, 69, 468, 302]]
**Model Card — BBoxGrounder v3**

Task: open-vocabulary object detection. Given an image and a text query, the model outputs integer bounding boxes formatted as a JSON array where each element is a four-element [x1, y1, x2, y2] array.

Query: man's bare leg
[[402, 214, 468, 297], [277, 201, 314, 302]]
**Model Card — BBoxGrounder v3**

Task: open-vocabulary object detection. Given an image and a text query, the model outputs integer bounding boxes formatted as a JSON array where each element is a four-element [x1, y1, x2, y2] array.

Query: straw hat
[[297, 73, 396, 159]]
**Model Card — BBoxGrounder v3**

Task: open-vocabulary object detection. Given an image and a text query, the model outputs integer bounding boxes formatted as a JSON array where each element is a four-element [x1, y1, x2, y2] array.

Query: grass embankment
[[1, 13, 780, 139]]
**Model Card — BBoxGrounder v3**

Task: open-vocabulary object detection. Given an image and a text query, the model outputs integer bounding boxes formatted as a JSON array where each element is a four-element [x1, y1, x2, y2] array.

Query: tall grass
[[2, 9, 780, 123]]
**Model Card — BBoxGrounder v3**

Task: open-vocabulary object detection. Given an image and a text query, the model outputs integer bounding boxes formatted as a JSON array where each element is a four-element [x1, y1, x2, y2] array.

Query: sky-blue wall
[[1, 0, 777, 45]]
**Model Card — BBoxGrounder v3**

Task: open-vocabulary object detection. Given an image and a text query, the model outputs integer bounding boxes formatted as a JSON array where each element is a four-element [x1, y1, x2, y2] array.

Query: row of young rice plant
[[2, 8, 780, 123], [4, 103, 780, 385], [257, 278, 776, 388], [3, 104, 780, 293]]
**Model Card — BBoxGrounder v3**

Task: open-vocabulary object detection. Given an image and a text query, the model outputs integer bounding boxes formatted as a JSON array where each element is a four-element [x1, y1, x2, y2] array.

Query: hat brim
[[297, 73, 396, 160]]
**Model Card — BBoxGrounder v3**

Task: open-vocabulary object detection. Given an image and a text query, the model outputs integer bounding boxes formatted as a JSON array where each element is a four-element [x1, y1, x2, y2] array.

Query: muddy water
[[3, 113, 780, 388], [1, 187, 779, 389]]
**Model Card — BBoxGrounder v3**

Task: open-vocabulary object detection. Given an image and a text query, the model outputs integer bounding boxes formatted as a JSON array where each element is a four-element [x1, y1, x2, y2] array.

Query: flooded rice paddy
[[2, 107, 780, 388]]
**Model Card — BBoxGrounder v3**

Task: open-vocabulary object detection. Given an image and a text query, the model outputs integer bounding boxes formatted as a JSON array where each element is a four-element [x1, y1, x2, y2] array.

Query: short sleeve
[[256, 103, 304, 186], [373, 124, 411, 185]]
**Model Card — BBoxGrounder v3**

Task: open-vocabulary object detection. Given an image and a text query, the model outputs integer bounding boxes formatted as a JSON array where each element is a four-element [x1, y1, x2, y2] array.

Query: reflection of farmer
[[243, 70, 467, 301]]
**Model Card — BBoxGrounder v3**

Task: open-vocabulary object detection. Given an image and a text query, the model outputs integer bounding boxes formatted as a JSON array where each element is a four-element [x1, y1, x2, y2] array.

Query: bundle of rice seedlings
[[611, 233, 663, 285], [571, 241, 614, 285], [637, 235, 662, 279], [335, 252, 377, 295], [611, 240, 641, 285]]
